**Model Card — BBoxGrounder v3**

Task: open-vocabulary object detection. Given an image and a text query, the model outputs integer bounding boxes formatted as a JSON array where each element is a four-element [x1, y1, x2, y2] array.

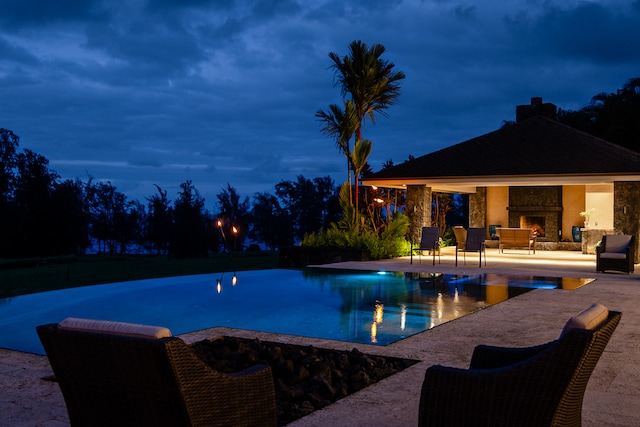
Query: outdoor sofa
[[496, 227, 537, 254]]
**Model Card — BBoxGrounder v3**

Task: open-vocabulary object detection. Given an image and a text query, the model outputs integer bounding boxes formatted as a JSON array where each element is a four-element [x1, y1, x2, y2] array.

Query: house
[[362, 98, 640, 262]]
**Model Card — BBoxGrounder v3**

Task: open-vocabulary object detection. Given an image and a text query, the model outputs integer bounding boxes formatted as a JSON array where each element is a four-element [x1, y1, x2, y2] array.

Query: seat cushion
[[59, 317, 172, 339], [560, 303, 609, 337], [599, 253, 628, 259]]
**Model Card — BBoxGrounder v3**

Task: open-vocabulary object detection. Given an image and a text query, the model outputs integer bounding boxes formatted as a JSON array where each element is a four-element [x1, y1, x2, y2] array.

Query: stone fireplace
[[508, 186, 562, 242]]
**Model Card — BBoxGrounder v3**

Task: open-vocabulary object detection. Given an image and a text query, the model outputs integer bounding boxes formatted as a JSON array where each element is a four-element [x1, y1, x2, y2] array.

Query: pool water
[[0, 269, 592, 354]]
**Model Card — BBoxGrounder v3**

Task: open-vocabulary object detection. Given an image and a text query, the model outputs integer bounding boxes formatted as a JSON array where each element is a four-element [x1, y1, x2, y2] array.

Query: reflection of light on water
[[453, 287, 460, 318], [215, 273, 238, 293], [375, 302, 384, 323], [431, 293, 444, 328], [370, 302, 384, 343], [400, 304, 407, 330]]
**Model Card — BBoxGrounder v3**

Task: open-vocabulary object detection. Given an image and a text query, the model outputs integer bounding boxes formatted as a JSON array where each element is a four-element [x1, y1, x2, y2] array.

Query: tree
[[328, 40, 405, 206], [316, 100, 358, 201], [49, 179, 90, 255], [558, 76, 640, 152], [432, 192, 453, 236], [0, 128, 19, 200], [12, 149, 60, 256], [215, 183, 250, 251], [351, 138, 372, 208], [249, 192, 293, 250], [171, 180, 210, 258], [85, 180, 131, 254], [276, 175, 337, 241], [146, 185, 172, 254]]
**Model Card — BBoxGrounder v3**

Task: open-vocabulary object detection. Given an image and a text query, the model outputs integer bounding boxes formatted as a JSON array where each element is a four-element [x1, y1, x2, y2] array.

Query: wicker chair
[[37, 319, 277, 427], [419, 307, 621, 427], [596, 234, 635, 273]]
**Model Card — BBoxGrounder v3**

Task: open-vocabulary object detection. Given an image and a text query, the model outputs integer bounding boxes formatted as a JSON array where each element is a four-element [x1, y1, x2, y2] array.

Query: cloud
[[1, 0, 639, 208]]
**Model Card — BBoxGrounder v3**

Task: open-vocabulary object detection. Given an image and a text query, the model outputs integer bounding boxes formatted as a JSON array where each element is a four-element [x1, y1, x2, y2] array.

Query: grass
[[0, 252, 279, 299]]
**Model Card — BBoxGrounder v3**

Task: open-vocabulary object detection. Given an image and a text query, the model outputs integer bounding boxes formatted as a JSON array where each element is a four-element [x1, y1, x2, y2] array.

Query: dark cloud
[[1, 0, 638, 208], [506, 2, 640, 64]]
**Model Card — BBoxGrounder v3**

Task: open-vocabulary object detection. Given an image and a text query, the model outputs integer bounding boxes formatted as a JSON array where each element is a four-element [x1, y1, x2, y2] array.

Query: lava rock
[[190, 336, 417, 426]]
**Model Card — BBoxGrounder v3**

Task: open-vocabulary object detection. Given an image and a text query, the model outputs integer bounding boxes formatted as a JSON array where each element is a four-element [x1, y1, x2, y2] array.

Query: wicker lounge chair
[[418, 304, 621, 427], [596, 234, 635, 273], [37, 318, 277, 427]]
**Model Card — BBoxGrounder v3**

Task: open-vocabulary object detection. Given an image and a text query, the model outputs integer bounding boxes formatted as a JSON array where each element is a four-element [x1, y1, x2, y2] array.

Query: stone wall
[[406, 185, 431, 244], [469, 187, 486, 231], [614, 181, 640, 263]]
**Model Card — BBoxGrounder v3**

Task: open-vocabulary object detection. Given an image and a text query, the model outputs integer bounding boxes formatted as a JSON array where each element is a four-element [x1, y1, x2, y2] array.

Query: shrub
[[301, 211, 410, 260]]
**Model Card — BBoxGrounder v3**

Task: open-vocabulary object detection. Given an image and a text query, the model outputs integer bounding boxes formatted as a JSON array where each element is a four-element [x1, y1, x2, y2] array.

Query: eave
[[362, 173, 640, 194]]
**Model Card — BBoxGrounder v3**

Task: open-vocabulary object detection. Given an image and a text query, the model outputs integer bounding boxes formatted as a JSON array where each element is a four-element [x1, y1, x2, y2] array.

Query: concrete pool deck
[[1, 248, 639, 426]]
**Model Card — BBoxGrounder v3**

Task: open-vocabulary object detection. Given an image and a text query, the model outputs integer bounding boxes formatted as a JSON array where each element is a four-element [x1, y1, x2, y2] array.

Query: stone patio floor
[[1, 247, 639, 426]]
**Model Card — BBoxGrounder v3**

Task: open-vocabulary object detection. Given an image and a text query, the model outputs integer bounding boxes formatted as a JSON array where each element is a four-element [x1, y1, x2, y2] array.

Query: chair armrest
[[469, 342, 551, 370]]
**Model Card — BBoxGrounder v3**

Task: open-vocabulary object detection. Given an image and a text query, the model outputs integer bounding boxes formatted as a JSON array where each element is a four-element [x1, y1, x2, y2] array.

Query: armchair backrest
[[37, 319, 276, 427], [453, 226, 466, 249], [420, 227, 440, 251], [602, 234, 633, 253], [37, 322, 195, 426], [548, 309, 621, 426], [465, 228, 485, 251]]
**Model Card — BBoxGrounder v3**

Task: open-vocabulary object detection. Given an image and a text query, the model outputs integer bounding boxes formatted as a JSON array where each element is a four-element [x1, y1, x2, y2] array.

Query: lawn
[[0, 252, 279, 299]]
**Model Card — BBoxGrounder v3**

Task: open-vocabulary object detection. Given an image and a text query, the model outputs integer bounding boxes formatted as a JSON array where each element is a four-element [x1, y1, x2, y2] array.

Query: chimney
[[515, 97, 557, 122]]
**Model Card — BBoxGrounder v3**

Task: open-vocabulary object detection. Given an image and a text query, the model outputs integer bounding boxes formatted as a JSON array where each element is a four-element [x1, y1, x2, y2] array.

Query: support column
[[614, 182, 640, 263], [406, 185, 432, 244], [469, 187, 487, 234]]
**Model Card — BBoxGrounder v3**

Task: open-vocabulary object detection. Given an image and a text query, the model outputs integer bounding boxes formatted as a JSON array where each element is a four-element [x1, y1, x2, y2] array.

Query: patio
[[1, 248, 639, 426]]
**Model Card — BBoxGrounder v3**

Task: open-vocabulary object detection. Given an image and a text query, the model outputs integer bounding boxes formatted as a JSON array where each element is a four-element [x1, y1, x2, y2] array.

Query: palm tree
[[315, 100, 358, 202], [351, 138, 372, 208], [328, 40, 405, 206]]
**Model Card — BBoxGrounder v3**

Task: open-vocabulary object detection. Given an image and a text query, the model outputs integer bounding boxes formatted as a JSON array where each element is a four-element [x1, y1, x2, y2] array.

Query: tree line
[[557, 77, 640, 153], [0, 128, 341, 259]]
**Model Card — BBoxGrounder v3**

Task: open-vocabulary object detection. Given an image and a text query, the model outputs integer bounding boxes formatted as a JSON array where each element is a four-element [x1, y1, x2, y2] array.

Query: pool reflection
[[301, 269, 594, 345]]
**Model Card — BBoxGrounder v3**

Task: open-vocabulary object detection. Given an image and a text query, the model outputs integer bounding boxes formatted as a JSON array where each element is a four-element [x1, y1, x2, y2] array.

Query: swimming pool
[[0, 268, 592, 354]]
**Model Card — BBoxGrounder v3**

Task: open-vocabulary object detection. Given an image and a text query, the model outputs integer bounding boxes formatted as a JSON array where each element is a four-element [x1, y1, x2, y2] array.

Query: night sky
[[1, 0, 639, 205]]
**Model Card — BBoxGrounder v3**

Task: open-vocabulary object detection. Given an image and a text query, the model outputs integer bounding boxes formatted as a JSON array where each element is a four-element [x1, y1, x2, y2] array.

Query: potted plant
[[580, 208, 595, 228]]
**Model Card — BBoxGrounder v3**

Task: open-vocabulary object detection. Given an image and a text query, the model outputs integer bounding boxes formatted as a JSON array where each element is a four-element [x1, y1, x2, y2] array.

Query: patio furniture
[[455, 227, 486, 267], [417, 226, 441, 265], [496, 227, 537, 254], [418, 304, 621, 427], [596, 234, 635, 273], [452, 226, 467, 251], [36, 318, 277, 427]]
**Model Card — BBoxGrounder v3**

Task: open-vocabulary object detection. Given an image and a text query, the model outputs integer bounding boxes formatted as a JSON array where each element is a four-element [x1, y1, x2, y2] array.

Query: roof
[[363, 116, 640, 191]]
